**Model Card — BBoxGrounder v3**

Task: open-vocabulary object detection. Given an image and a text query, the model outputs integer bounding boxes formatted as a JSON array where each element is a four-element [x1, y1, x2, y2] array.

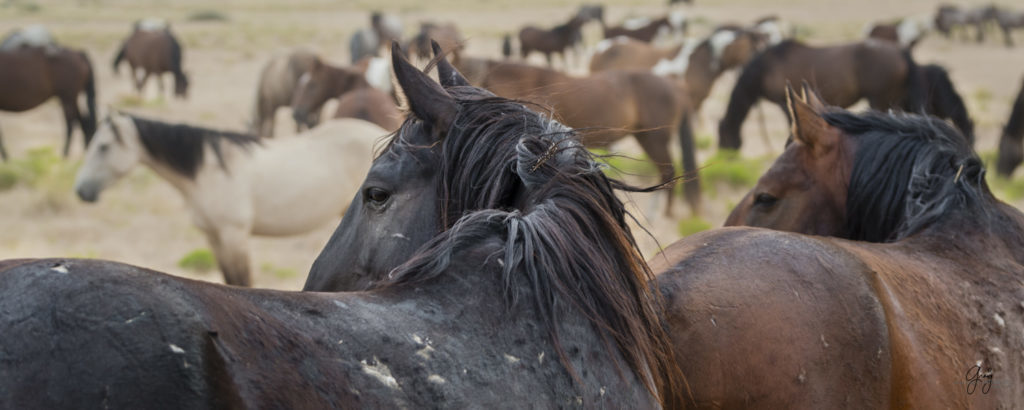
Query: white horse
[[73, 112, 387, 286]]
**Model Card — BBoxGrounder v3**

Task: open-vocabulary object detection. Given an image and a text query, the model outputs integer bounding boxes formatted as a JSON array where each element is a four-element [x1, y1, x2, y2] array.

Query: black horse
[[997, 75, 1024, 176], [0, 43, 681, 408]]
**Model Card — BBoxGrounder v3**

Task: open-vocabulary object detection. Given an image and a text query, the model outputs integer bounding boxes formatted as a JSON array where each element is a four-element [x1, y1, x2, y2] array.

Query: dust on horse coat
[[72, 114, 385, 286], [657, 85, 1024, 407], [997, 75, 1024, 176], [462, 58, 700, 214], [251, 48, 319, 137], [112, 25, 189, 98], [0, 46, 97, 158], [333, 87, 401, 131], [0, 48, 681, 408]]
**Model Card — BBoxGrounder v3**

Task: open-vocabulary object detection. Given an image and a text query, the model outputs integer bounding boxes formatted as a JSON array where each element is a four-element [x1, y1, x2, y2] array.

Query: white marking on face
[[169, 344, 186, 354], [361, 357, 399, 389]]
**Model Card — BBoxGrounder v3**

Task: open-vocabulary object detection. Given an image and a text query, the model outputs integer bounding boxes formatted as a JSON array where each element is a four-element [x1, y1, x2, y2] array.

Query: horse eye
[[365, 187, 391, 205], [754, 193, 777, 207], [99, 144, 110, 154]]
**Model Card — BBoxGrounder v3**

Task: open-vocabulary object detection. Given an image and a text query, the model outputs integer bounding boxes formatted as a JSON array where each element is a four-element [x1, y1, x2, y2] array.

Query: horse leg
[[206, 227, 252, 287], [59, 98, 81, 158], [634, 129, 677, 217], [136, 71, 150, 95]]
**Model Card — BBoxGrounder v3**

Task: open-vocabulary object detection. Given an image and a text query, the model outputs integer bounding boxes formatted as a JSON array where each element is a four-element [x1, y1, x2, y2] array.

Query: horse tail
[[167, 31, 185, 79], [679, 108, 701, 214], [901, 49, 926, 113], [112, 39, 127, 74], [718, 50, 768, 150], [80, 51, 98, 147], [920, 64, 975, 145], [501, 34, 512, 59]]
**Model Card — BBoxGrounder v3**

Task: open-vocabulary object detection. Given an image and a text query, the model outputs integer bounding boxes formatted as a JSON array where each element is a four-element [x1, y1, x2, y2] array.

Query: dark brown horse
[[517, 15, 585, 67], [0, 45, 682, 408], [655, 84, 1023, 407], [718, 39, 973, 149], [290, 57, 370, 129], [452, 52, 699, 214], [333, 87, 401, 131], [996, 75, 1024, 176], [112, 24, 189, 98], [603, 12, 686, 43], [0, 46, 97, 157]]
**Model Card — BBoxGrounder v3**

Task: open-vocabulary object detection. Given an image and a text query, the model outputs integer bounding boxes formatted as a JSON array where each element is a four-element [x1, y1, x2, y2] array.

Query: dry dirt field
[[0, 0, 1021, 290]]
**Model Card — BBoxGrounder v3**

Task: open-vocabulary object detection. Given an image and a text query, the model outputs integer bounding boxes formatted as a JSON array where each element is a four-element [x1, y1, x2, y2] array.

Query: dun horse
[[250, 49, 319, 137], [113, 20, 188, 99], [996, 75, 1024, 176], [333, 87, 402, 131], [717, 39, 972, 149], [0, 45, 97, 157], [0, 46, 681, 408], [72, 113, 385, 286]]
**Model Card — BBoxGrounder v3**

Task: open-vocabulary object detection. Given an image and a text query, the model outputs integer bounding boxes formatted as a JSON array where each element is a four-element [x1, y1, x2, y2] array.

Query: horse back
[[0, 49, 57, 110], [123, 30, 177, 72]]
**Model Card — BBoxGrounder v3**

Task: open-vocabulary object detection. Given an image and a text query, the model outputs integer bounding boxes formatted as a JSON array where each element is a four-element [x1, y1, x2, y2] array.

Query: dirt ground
[[0, 0, 1021, 290]]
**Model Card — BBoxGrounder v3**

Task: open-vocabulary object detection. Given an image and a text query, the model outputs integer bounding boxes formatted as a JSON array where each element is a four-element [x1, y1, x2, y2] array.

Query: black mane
[[830, 111, 992, 242], [126, 116, 261, 179]]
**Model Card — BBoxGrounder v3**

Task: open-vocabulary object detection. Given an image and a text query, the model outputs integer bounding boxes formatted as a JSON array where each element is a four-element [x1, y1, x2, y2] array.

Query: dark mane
[[830, 111, 992, 242], [126, 116, 261, 179], [919, 64, 974, 144], [383, 87, 683, 407]]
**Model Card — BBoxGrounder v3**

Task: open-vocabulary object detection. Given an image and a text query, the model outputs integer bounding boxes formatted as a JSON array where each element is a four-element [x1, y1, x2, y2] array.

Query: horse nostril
[[75, 185, 98, 203]]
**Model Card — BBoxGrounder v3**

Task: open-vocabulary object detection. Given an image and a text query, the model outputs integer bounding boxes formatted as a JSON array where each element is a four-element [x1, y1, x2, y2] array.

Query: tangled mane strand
[[127, 115, 260, 179], [385, 90, 684, 407], [831, 110, 992, 242]]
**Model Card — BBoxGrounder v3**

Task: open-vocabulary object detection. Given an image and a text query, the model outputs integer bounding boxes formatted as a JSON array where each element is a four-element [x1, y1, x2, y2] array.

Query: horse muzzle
[[74, 182, 101, 203]]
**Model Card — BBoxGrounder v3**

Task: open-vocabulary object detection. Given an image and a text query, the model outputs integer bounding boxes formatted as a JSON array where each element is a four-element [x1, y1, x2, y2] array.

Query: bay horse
[[517, 15, 585, 67], [0, 46, 97, 157], [290, 56, 392, 130], [72, 113, 385, 286], [112, 22, 189, 98], [602, 12, 687, 43], [0, 46, 682, 408], [655, 84, 1023, 407], [333, 87, 401, 131], [451, 50, 699, 214], [996, 75, 1024, 177], [717, 39, 973, 150], [250, 48, 318, 137]]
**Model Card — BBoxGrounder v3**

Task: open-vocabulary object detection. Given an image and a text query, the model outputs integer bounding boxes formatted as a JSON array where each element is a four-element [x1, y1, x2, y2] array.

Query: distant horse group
[[935, 4, 1024, 47]]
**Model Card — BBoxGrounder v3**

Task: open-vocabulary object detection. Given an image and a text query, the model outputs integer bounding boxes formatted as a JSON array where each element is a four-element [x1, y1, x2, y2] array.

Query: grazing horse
[[451, 52, 699, 214], [405, 22, 464, 60], [0, 47, 682, 408], [717, 39, 978, 150], [250, 48, 319, 137], [333, 87, 402, 131], [996, 76, 1024, 177], [72, 113, 385, 286], [602, 12, 687, 43], [994, 7, 1024, 47], [112, 22, 189, 98], [290, 57, 391, 130], [934, 4, 996, 43], [517, 15, 585, 67], [655, 84, 1023, 407], [0, 46, 97, 157]]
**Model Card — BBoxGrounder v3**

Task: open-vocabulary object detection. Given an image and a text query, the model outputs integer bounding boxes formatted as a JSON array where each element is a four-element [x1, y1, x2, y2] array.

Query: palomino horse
[[449, 48, 699, 214], [0, 46, 681, 408], [72, 114, 385, 286], [112, 20, 188, 99], [0, 46, 97, 157], [654, 84, 1023, 407], [333, 87, 401, 131], [250, 48, 318, 137], [602, 12, 687, 43], [290, 56, 392, 130], [996, 75, 1024, 176], [717, 39, 971, 149], [517, 15, 585, 67]]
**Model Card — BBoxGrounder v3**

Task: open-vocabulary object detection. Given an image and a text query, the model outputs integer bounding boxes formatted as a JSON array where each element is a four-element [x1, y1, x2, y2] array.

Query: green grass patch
[[0, 147, 79, 192], [696, 134, 713, 151], [178, 248, 216, 273], [116, 94, 166, 109], [260, 262, 298, 279], [699, 150, 768, 197], [678, 217, 712, 236], [973, 87, 993, 113]]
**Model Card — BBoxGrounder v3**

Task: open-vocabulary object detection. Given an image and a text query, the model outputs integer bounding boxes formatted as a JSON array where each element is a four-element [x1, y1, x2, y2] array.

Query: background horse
[[997, 75, 1024, 176], [994, 6, 1024, 47], [112, 21, 189, 98], [72, 113, 385, 286], [349, 11, 403, 63], [865, 17, 930, 49], [717, 39, 971, 149], [602, 12, 686, 43], [516, 15, 584, 67], [250, 48, 318, 137], [0, 45, 97, 157], [333, 87, 401, 131], [655, 85, 1023, 407], [452, 53, 699, 214], [0, 49, 681, 408], [404, 22, 464, 60], [289, 56, 389, 130], [934, 4, 996, 43]]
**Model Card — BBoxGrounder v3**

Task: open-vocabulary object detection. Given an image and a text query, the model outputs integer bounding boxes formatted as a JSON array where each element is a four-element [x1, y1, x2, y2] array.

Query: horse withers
[[112, 20, 189, 99], [72, 114, 385, 286]]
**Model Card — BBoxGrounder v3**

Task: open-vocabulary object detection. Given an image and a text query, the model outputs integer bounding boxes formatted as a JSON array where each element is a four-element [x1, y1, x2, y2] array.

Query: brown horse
[[451, 50, 699, 214], [250, 48, 318, 137], [655, 84, 1024, 407], [603, 12, 686, 43], [517, 15, 585, 67], [588, 37, 682, 72], [112, 23, 189, 98], [333, 87, 401, 131], [0, 46, 97, 157], [405, 22, 464, 61], [717, 39, 980, 150], [290, 57, 371, 129], [996, 75, 1024, 176]]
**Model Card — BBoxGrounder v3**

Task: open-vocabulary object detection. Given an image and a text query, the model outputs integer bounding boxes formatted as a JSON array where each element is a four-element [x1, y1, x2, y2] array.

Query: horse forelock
[[830, 111, 990, 242], [385, 89, 682, 406]]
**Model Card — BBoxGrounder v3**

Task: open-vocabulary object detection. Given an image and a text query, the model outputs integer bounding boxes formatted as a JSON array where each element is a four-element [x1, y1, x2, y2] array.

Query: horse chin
[[74, 183, 101, 203]]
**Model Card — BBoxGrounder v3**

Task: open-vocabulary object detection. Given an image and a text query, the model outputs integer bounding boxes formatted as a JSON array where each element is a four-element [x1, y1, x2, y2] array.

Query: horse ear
[[430, 40, 470, 88], [799, 80, 827, 113], [391, 42, 457, 133], [786, 82, 835, 154]]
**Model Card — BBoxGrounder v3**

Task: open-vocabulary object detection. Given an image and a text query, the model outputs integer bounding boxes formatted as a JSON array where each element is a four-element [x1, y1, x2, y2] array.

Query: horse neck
[[328, 66, 367, 97]]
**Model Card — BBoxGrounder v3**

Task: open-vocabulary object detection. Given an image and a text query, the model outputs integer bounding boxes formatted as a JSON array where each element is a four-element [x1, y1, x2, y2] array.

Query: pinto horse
[[0, 45, 681, 408], [996, 75, 1024, 176], [654, 84, 1023, 407], [0, 46, 97, 157], [112, 22, 189, 99], [717, 39, 972, 149]]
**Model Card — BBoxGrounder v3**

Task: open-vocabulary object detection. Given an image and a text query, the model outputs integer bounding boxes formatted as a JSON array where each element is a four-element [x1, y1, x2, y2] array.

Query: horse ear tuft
[[391, 42, 457, 134], [430, 40, 470, 88], [787, 81, 835, 154]]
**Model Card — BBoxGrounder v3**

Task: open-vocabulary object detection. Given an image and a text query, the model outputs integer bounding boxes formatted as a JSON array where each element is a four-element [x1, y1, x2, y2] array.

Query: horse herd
[[1, 2, 1024, 408]]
